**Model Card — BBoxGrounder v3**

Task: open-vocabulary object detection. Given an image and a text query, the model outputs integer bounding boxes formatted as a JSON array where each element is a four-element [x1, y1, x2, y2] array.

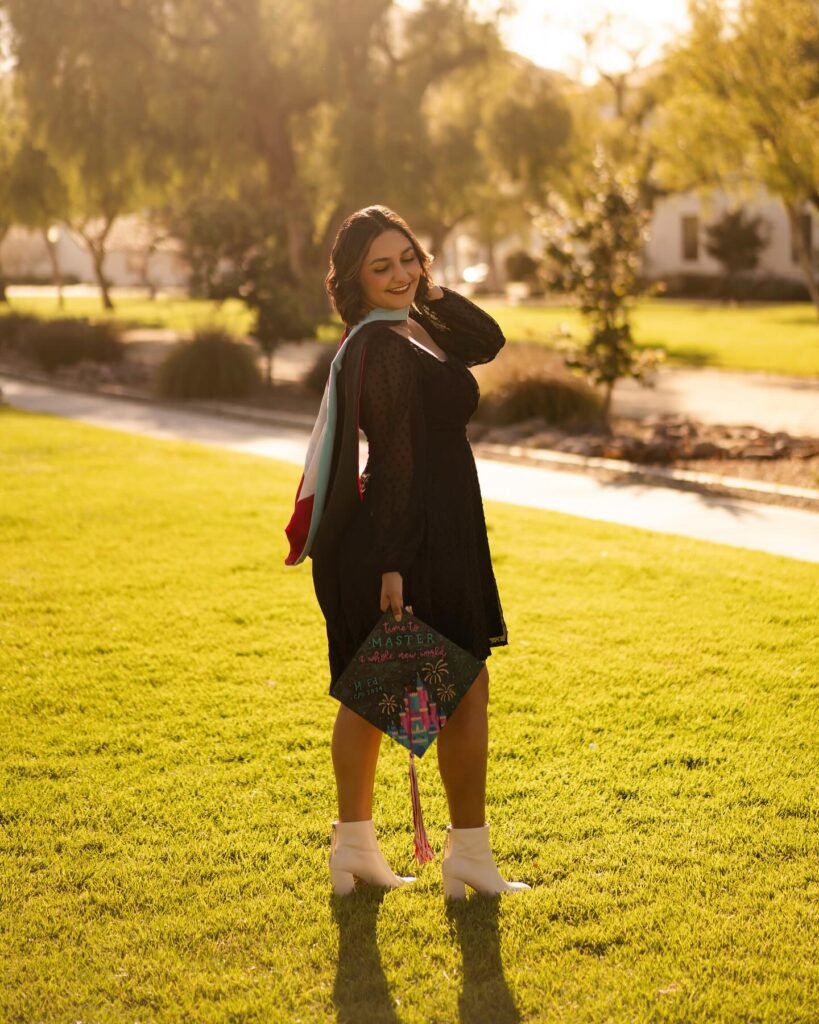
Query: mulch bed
[[471, 414, 819, 498]]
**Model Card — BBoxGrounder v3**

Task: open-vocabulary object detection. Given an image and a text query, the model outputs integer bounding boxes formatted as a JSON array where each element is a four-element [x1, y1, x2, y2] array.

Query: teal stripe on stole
[[296, 306, 409, 564]]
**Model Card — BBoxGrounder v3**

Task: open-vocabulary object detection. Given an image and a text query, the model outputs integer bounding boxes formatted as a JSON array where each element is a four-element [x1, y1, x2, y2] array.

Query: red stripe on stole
[[356, 346, 367, 500], [284, 487, 315, 565]]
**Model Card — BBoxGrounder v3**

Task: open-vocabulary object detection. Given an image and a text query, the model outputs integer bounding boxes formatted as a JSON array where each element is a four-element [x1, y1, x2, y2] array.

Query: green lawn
[[1, 410, 818, 1023], [482, 299, 819, 377], [7, 294, 255, 337], [8, 293, 819, 377]]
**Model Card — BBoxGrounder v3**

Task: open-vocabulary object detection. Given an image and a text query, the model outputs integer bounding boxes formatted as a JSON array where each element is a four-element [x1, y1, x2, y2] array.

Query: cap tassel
[[408, 751, 435, 864]]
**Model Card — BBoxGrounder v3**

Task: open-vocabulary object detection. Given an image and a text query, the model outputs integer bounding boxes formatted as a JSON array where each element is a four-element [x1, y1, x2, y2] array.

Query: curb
[[2, 366, 817, 507], [0, 365, 316, 431], [472, 442, 819, 504]]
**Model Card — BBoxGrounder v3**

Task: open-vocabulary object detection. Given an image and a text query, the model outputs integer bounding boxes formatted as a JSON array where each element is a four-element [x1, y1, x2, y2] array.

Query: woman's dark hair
[[325, 205, 433, 327]]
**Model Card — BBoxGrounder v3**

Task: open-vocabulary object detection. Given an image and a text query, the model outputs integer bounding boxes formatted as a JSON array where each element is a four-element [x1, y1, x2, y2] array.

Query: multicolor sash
[[285, 306, 409, 565]]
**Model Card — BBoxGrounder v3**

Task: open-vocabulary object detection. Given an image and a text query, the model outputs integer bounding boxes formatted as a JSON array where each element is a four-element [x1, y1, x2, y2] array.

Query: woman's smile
[[360, 228, 421, 310]]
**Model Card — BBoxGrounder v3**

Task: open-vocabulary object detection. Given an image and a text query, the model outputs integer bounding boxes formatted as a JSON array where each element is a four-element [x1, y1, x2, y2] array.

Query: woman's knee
[[457, 665, 489, 716], [474, 665, 489, 701]]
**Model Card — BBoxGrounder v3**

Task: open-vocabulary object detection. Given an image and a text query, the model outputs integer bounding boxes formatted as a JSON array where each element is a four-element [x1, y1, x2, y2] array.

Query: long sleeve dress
[[311, 287, 508, 686]]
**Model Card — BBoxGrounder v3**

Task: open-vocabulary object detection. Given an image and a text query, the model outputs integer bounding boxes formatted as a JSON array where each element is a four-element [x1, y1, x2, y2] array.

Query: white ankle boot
[[441, 823, 531, 900], [329, 819, 416, 895]]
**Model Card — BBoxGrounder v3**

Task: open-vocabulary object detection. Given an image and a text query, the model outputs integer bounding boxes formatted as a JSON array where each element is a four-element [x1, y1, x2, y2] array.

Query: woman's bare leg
[[436, 666, 489, 828], [332, 704, 384, 821]]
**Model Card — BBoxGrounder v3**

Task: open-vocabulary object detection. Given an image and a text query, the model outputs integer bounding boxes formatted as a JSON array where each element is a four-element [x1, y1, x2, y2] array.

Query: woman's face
[[358, 229, 421, 312]]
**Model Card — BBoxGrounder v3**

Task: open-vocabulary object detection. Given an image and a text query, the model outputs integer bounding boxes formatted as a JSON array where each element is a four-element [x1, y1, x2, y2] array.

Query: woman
[[285, 205, 530, 900]]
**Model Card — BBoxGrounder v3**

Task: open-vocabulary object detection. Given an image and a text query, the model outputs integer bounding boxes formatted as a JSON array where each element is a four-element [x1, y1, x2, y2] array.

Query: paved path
[[239, 342, 819, 437], [613, 367, 819, 436], [121, 334, 819, 436], [9, 284, 819, 435], [4, 375, 818, 564]]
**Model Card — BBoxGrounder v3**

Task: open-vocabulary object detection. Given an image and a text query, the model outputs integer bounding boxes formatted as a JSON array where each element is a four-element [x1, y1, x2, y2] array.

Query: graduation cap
[[331, 609, 483, 864]]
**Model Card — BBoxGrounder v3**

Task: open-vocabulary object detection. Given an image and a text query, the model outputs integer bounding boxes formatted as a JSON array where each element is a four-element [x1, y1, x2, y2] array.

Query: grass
[[484, 299, 819, 377], [7, 293, 819, 377], [1, 409, 818, 1023], [5, 294, 255, 337]]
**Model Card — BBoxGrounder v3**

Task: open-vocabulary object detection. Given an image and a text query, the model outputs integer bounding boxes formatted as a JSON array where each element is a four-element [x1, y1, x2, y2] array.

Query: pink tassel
[[408, 751, 435, 864]]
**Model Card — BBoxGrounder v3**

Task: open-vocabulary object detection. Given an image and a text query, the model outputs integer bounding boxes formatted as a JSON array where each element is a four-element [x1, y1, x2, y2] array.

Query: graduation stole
[[284, 306, 409, 566]]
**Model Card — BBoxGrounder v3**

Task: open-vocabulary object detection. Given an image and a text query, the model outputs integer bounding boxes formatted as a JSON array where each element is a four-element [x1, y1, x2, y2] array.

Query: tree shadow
[[331, 888, 401, 1024], [446, 896, 522, 1024], [661, 346, 712, 368]]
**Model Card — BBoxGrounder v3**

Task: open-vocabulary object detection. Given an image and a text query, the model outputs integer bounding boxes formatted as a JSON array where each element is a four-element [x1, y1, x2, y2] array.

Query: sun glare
[[468, 0, 690, 80]]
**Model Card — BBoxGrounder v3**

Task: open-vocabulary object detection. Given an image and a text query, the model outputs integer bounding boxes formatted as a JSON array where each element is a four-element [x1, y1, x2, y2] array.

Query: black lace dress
[[311, 288, 508, 686]]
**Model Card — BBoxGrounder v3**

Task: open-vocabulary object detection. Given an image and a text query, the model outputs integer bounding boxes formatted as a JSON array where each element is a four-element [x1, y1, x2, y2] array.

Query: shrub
[[542, 155, 659, 427], [303, 345, 336, 396], [474, 344, 602, 428], [23, 319, 125, 373], [654, 273, 811, 302], [155, 329, 261, 400], [504, 249, 540, 283], [0, 313, 40, 355]]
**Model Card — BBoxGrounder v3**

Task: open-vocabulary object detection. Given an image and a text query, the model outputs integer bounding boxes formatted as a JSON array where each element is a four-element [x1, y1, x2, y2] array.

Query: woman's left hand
[[380, 571, 405, 622]]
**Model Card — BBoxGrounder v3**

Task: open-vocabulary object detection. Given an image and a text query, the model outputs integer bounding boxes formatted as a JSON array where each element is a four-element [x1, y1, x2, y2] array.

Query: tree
[[167, 193, 269, 300], [247, 269, 317, 387], [146, 0, 505, 285], [704, 207, 769, 299], [5, 141, 70, 306], [553, 15, 675, 216], [0, 75, 26, 303], [4, 0, 185, 309], [654, 0, 819, 313], [384, 54, 572, 286], [479, 61, 573, 209], [542, 155, 663, 429], [167, 186, 320, 383]]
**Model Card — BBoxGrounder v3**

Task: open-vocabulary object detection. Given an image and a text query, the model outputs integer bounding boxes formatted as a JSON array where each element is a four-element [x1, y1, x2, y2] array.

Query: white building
[[0, 215, 190, 290], [644, 188, 817, 283]]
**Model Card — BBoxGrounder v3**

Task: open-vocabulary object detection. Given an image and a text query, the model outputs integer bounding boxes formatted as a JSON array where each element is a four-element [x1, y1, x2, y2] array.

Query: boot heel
[[442, 874, 467, 901], [330, 868, 356, 895]]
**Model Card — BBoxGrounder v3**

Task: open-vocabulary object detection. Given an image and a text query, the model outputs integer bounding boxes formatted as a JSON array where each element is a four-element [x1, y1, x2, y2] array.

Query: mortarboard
[[331, 609, 483, 864]]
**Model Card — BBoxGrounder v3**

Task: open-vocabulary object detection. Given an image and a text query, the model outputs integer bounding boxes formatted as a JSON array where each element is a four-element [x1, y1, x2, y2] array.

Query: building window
[[681, 215, 700, 262], [791, 213, 813, 264]]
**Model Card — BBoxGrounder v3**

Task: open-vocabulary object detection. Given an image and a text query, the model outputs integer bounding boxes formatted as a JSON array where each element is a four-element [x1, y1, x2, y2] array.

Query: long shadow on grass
[[446, 896, 521, 1024], [331, 888, 401, 1024]]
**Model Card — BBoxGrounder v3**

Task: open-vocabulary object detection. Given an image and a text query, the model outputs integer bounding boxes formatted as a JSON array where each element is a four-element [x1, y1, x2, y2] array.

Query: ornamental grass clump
[[155, 329, 261, 400], [18, 318, 124, 373], [474, 343, 602, 428], [0, 313, 40, 356], [304, 345, 335, 396]]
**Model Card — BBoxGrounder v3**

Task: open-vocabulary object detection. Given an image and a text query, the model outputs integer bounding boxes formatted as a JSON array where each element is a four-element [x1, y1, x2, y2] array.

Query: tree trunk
[[484, 233, 499, 294], [42, 228, 65, 310], [318, 204, 348, 271], [75, 217, 116, 311], [0, 224, 9, 304], [427, 223, 449, 260], [91, 246, 114, 311], [284, 201, 309, 283], [785, 201, 819, 316], [600, 380, 615, 433], [139, 242, 158, 300]]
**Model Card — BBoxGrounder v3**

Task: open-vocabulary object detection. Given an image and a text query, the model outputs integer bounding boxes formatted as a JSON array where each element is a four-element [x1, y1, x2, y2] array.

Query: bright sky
[[474, 0, 691, 80]]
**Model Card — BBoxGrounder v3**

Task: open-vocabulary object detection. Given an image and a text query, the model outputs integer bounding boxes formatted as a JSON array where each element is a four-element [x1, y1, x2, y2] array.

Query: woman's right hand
[[380, 571, 405, 622]]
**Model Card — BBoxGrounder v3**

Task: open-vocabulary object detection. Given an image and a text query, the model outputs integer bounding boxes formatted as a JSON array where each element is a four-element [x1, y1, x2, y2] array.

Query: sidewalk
[[120, 332, 819, 436], [613, 366, 819, 436], [4, 375, 818, 564]]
